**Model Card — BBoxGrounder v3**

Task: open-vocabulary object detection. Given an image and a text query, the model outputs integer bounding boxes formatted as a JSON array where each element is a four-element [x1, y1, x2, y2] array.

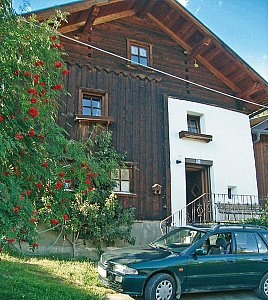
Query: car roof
[[188, 223, 268, 232]]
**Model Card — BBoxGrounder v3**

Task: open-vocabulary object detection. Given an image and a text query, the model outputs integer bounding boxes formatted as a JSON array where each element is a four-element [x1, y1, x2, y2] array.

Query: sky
[[12, 0, 268, 82]]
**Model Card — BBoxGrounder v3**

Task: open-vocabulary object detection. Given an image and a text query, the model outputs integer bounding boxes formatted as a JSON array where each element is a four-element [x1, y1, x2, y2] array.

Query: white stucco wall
[[168, 97, 258, 215]]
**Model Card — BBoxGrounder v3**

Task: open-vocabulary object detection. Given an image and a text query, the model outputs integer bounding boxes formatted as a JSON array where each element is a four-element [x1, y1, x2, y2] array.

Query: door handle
[[262, 258, 268, 262], [226, 259, 235, 263]]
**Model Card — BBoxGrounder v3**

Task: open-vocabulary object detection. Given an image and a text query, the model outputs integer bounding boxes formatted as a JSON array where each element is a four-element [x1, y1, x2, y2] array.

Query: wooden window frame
[[187, 115, 201, 133], [127, 39, 153, 66], [111, 162, 137, 197], [76, 88, 114, 124]]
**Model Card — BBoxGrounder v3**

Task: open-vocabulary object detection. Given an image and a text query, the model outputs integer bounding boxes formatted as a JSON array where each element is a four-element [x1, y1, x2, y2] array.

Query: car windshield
[[150, 227, 205, 253]]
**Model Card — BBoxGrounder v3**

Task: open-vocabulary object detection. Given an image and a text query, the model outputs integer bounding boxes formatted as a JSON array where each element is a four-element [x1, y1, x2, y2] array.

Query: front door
[[185, 160, 212, 223]]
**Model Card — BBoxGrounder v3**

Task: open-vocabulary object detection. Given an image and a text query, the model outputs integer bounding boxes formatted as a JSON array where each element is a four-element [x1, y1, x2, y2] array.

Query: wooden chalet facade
[[34, 0, 268, 224]]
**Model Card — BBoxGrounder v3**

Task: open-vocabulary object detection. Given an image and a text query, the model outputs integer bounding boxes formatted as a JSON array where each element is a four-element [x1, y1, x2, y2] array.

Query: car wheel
[[144, 273, 176, 300], [256, 273, 268, 299]]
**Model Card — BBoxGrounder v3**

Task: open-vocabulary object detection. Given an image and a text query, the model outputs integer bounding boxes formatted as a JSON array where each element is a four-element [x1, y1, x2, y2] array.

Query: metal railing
[[160, 193, 267, 235]]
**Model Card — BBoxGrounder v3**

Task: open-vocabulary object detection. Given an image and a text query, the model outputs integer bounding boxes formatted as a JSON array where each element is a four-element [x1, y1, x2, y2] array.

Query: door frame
[[185, 158, 213, 222]]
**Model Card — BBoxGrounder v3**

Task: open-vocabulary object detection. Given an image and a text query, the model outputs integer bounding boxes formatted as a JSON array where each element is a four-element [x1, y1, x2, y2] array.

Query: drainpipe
[[253, 132, 261, 144]]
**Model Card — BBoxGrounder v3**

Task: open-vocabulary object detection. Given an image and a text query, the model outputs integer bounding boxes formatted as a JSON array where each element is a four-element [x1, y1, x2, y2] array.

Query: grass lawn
[[0, 252, 113, 300]]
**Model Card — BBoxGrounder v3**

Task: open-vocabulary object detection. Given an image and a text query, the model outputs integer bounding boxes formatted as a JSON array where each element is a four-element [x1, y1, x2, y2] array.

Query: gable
[[31, 0, 268, 112]]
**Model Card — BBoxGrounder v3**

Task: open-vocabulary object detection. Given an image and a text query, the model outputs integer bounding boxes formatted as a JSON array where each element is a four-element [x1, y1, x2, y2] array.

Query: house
[[33, 0, 268, 240], [251, 117, 268, 199]]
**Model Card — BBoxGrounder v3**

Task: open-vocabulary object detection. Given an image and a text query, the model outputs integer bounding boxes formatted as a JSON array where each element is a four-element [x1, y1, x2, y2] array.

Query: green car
[[98, 224, 268, 300]]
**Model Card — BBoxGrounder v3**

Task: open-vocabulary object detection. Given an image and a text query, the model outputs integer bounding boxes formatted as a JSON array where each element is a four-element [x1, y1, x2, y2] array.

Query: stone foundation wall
[[11, 221, 162, 260]]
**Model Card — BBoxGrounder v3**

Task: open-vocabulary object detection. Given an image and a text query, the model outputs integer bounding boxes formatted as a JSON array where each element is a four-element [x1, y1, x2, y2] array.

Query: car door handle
[[226, 259, 235, 263], [262, 258, 268, 262]]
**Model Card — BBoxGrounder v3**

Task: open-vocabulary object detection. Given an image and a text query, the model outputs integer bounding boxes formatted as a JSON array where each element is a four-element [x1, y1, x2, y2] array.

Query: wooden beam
[[31, 0, 125, 21], [188, 36, 211, 59], [137, 0, 157, 19], [148, 13, 191, 51], [149, 12, 240, 92], [59, 10, 136, 33], [240, 82, 263, 98], [197, 54, 240, 92], [82, 5, 100, 34], [94, 10, 136, 25]]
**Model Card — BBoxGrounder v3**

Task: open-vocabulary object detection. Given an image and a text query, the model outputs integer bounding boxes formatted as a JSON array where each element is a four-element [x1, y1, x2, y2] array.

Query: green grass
[[0, 252, 113, 300]]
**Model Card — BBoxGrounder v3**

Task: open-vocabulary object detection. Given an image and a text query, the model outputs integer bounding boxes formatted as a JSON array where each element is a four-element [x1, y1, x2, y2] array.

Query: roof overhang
[[26, 0, 268, 112]]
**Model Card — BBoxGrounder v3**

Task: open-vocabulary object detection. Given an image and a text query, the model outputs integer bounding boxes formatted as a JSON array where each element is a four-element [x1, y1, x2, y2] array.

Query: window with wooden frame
[[187, 115, 201, 133], [127, 39, 152, 66], [111, 163, 136, 196], [76, 88, 114, 124], [179, 113, 212, 143]]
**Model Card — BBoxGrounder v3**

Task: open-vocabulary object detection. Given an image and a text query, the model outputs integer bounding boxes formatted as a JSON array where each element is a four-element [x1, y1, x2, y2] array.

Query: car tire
[[256, 273, 268, 299], [144, 273, 176, 300]]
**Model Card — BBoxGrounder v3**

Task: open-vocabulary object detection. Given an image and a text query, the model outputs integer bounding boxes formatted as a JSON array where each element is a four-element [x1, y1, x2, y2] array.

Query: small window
[[77, 88, 112, 124], [127, 40, 152, 66], [111, 167, 130, 193], [227, 186, 237, 199], [187, 115, 200, 133], [131, 45, 148, 65], [82, 95, 101, 116]]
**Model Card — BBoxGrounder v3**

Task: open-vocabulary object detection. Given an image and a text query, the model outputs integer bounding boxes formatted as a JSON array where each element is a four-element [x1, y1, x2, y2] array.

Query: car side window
[[256, 234, 268, 253], [200, 232, 232, 255], [261, 233, 268, 245], [235, 232, 258, 254]]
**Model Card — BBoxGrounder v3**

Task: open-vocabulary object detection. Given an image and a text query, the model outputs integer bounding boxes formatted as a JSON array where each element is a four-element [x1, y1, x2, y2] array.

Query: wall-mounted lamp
[[194, 59, 199, 68], [176, 155, 183, 164]]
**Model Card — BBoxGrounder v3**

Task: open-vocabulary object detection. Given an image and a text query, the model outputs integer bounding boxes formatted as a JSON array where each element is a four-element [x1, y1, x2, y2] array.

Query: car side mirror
[[195, 248, 207, 256]]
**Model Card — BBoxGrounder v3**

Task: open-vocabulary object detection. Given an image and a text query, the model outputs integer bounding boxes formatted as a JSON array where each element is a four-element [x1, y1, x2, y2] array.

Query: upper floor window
[[131, 45, 148, 65], [187, 115, 201, 133], [127, 39, 152, 66]]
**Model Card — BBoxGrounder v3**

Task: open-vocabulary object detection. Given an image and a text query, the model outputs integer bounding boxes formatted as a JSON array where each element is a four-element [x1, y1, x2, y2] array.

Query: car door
[[185, 231, 237, 291], [234, 231, 268, 288]]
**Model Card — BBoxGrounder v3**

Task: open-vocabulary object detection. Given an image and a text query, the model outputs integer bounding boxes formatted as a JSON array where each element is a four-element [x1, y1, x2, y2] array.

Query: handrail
[[160, 193, 207, 234], [160, 193, 266, 235]]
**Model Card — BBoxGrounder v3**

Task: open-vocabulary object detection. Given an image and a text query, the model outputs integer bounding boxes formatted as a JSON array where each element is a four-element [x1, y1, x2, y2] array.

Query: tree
[[0, 0, 135, 255]]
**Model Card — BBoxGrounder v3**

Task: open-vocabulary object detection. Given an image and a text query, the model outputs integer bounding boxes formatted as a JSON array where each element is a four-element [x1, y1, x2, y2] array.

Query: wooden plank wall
[[254, 135, 268, 198], [59, 15, 245, 220]]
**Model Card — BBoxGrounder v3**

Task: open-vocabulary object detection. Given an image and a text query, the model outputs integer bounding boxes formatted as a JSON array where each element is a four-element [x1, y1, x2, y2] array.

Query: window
[[111, 163, 136, 196], [82, 94, 101, 116], [131, 45, 148, 65], [187, 115, 201, 133], [76, 88, 113, 124], [202, 232, 232, 255], [235, 232, 259, 254], [127, 40, 152, 66], [179, 113, 212, 142], [256, 234, 268, 253], [111, 167, 130, 193]]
